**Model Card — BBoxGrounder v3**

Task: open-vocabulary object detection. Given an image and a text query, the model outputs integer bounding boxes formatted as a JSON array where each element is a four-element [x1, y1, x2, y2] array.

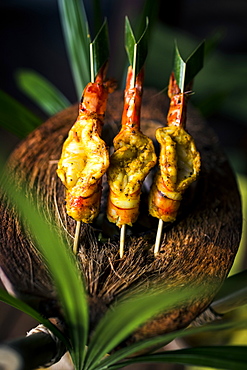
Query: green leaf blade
[[58, 0, 91, 97], [109, 346, 247, 370], [16, 70, 71, 116], [90, 19, 109, 81], [0, 166, 89, 370], [173, 41, 186, 92], [84, 286, 204, 370], [96, 317, 247, 370], [173, 40, 205, 92], [135, 0, 159, 40], [125, 16, 136, 68], [0, 90, 42, 138], [185, 40, 205, 88], [125, 16, 149, 81], [211, 269, 247, 314], [108, 346, 247, 370]]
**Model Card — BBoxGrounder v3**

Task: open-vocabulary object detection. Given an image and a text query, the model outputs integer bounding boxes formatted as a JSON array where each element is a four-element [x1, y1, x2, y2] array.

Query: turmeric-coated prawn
[[107, 66, 157, 227], [57, 67, 115, 223], [149, 72, 201, 222]]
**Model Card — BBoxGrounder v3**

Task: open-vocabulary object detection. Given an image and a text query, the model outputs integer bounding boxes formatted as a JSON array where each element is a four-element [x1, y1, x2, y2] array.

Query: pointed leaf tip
[[90, 18, 109, 82], [125, 16, 149, 81], [173, 40, 205, 92], [58, 0, 91, 96]]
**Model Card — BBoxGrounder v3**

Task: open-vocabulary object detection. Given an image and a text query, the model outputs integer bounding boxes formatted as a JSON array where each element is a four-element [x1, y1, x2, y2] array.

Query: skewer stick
[[73, 220, 81, 255], [119, 224, 126, 258], [154, 218, 163, 256], [72, 42, 94, 256], [118, 50, 136, 259], [119, 225, 126, 258], [152, 42, 204, 257], [114, 18, 149, 258]]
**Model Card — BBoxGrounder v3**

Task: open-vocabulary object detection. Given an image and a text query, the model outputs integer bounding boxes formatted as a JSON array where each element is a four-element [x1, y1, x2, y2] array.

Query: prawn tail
[[167, 72, 187, 128], [121, 66, 144, 131]]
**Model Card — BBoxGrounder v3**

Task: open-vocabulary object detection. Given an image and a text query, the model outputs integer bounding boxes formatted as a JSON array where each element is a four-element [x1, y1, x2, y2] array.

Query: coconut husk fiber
[[0, 88, 242, 347]]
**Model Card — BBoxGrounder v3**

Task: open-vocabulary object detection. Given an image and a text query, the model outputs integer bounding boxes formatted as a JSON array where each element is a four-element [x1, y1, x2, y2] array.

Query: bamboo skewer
[[72, 44, 95, 256], [107, 66, 156, 258], [151, 77, 187, 255], [71, 44, 95, 256], [57, 22, 111, 255], [151, 42, 204, 256], [119, 224, 126, 258], [120, 228, 126, 258], [150, 82, 195, 255], [73, 220, 81, 255], [154, 218, 164, 256], [118, 67, 134, 259], [106, 18, 151, 258]]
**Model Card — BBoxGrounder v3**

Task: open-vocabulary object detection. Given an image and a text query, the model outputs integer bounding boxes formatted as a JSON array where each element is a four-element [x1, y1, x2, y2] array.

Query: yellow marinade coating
[[57, 75, 112, 223]]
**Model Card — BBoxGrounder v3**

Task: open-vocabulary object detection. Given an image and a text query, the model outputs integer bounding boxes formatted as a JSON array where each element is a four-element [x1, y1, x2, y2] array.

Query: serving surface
[[0, 89, 242, 344]]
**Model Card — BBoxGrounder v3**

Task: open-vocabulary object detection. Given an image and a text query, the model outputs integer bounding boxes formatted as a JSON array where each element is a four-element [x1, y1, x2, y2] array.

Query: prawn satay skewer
[[72, 68, 109, 254], [107, 66, 157, 258], [149, 72, 201, 255], [57, 65, 114, 251]]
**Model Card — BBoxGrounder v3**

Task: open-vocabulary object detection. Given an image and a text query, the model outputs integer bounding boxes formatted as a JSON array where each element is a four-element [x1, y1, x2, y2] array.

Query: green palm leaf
[[125, 16, 149, 81], [58, 0, 91, 97], [0, 90, 42, 138], [92, 310, 247, 370], [84, 286, 203, 370], [16, 70, 71, 116], [90, 19, 109, 82], [174, 40, 205, 92], [0, 165, 89, 370], [107, 346, 247, 370]]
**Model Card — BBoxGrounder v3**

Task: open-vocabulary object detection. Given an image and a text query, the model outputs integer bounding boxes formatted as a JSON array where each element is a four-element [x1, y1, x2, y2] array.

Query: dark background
[[1, 0, 247, 167], [0, 0, 247, 365]]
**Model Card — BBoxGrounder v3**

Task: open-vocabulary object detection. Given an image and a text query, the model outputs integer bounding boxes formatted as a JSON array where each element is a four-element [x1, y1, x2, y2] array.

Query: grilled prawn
[[107, 66, 157, 227], [149, 73, 201, 222], [57, 68, 114, 223]]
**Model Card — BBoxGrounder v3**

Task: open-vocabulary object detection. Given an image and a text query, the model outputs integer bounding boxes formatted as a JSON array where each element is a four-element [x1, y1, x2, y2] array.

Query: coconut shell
[[0, 89, 242, 346]]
